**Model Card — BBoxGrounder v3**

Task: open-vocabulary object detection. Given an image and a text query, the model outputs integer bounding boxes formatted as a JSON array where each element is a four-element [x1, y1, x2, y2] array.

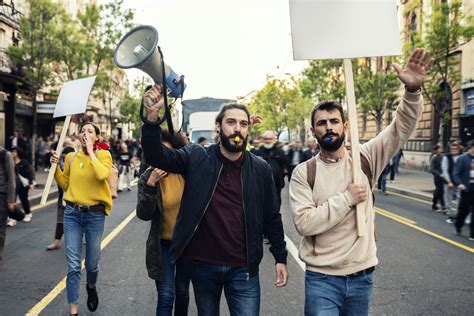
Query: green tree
[[406, 0, 474, 147], [7, 0, 65, 164], [119, 92, 141, 139], [356, 58, 400, 134], [248, 78, 311, 140], [56, 1, 134, 131], [299, 59, 349, 104]]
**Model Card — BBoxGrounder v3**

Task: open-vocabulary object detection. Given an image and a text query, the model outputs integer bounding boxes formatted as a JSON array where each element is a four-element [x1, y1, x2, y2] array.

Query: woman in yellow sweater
[[136, 129, 191, 316], [51, 122, 112, 316]]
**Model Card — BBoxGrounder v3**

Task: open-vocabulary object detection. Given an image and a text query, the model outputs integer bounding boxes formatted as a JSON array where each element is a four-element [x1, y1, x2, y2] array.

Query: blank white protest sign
[[289, 0, 401, 60], [53, 76, 96, 118], [41, 76, 96, 205]]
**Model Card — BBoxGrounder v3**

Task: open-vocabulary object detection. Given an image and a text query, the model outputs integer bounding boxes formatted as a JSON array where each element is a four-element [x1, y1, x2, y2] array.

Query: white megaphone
[[114, 25, 185, 127]]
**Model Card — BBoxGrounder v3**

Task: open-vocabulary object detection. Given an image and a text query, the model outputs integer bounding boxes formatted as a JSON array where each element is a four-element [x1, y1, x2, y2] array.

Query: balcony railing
[[0, 2, 22, 29]]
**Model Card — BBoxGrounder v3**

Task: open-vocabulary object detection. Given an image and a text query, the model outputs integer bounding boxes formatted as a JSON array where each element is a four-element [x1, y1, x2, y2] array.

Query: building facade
[[358, 0, 474, 169]]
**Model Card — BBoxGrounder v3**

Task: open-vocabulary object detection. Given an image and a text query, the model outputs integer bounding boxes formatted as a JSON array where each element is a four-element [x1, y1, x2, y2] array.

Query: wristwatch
[[405, 85, 421, 93]]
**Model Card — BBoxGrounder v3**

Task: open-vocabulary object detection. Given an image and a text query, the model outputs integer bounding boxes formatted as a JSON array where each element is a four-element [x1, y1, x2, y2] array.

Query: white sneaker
[[23, 213, 32, 222], [7, 218, 17, 227]]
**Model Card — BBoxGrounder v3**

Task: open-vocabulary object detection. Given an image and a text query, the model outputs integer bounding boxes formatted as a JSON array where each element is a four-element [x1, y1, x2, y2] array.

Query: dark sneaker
[[453, 229, 462, 237], [86, 284, 99, 312]]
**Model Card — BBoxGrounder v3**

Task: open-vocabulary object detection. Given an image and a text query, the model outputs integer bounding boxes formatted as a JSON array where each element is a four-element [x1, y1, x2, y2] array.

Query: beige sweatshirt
[[289, 91, 423, 275]]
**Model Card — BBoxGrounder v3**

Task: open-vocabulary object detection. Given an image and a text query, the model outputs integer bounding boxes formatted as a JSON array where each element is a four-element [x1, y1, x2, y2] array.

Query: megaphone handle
[[140, 101, 166, 125]]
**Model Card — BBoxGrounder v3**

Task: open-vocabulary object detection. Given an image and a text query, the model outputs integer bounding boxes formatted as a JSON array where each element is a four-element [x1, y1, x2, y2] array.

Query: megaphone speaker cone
[[114, 25, 159, 68]]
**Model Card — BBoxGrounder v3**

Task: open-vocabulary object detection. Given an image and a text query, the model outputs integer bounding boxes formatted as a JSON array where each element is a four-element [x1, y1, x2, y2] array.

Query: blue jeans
[[63, 204, 105, 305], [305, 270, 374, 316], [155, 240, 191, 316], [190, 261, 260, 316]]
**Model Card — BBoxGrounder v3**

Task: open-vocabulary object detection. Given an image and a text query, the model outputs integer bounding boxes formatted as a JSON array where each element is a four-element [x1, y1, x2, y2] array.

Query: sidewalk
[[385, 167, 433, 202], [28, 169, 59, 206]]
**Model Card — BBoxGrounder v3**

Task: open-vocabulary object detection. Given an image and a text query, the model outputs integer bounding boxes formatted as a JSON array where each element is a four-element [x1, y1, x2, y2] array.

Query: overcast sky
[[109, 0, 307, 100]]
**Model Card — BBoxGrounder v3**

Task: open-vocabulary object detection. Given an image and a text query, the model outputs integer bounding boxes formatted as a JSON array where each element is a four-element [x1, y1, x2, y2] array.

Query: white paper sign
[[289, 0, 401, 60], [53, 76, 97, 118]]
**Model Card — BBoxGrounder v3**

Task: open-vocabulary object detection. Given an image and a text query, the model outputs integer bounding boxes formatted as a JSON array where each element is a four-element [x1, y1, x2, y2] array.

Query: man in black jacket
[[141, 85, 288, 315], [254, 131, 289, 209]]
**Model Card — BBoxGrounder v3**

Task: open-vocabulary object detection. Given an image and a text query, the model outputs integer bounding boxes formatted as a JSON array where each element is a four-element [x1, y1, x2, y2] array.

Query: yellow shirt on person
[[159, 173, 185, 240], [55, 150, 113, 215]]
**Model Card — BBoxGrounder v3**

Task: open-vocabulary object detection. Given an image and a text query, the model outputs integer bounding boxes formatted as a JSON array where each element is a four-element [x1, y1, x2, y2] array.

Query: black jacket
[[254, 146, 289, 189], [142, 124, 287, 276], [15, 158, 34, 190], [136, 167, 165, 281]]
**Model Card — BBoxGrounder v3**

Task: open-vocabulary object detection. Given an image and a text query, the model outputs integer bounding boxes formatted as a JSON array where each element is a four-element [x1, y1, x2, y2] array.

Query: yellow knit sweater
[[55, 150, 113, 215], [159, 173, 185, 240]]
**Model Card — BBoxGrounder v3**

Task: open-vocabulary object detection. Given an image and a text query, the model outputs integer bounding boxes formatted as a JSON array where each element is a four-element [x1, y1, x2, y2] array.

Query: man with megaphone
[[141, 84, 289, 315]]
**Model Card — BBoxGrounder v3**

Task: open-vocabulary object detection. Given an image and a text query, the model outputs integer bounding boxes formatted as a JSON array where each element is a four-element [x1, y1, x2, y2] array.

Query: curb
[[386, 186, 432, 203], [28, 189, 59, 209]]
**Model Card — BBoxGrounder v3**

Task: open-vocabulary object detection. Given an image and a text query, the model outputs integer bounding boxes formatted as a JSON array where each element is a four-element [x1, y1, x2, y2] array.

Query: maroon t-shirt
[[183, 150, 247, 267]]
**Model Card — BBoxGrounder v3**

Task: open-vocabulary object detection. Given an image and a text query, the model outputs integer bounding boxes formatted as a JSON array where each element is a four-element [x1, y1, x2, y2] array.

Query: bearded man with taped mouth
[[141, 89, 288, 315]]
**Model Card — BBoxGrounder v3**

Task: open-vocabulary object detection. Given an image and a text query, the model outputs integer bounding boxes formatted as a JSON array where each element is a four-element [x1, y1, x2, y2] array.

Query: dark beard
[[220, 131, 247, 153], [316, 132, 345, 152]]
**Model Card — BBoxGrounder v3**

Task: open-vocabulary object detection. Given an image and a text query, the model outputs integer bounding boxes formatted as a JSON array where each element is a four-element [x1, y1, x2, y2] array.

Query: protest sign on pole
[[40, 76, 96, 205], [289, 0, 401, 236]]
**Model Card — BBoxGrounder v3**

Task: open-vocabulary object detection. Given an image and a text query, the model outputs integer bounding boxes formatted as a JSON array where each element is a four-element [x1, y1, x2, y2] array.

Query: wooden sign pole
[[343, 59, 366, 237], [40, 115, 72, 205]]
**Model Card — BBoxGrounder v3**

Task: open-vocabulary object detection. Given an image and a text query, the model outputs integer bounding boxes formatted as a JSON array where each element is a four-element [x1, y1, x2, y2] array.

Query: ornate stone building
[[358, 0, 474, 169]]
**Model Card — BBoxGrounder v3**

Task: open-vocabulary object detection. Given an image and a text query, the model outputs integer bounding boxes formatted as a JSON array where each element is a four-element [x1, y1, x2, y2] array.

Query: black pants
[[454, 191, 474, 238], [432, 178, 445, 208], [17, 185, 31, 215], [0, 194, 8, 259], [275, 186, 282, 211]]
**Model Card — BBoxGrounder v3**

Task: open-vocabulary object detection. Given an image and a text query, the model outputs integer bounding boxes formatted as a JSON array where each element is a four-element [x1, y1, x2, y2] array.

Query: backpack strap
[[360, 154, 373, 190], [306, 156, 317, 190], [305, 157, 318, 254]]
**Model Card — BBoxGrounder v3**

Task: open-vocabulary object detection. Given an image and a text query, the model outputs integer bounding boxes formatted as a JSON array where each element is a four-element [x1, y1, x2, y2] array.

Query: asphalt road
[[0, 182, 472, 315]]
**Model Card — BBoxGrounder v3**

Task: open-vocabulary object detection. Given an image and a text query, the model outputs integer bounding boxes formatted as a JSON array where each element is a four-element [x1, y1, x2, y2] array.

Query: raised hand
[[250, 112, 263, 127], [143, 84, 165, 122], [147, 168, 168, 187], [392, 48, 434, 89]]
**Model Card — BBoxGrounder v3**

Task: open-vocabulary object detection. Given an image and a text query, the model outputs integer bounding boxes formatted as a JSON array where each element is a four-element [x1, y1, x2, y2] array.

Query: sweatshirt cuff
[[343, 190, 356, 207], [143, 184, 158, 194], [404, 89, 422, 101]]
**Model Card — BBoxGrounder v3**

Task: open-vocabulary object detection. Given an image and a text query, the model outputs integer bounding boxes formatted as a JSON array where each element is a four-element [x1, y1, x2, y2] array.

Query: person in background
[[197, 137, 208, 146], [452, 140, 474, 241], [254, 130, 289, 209], [443, 142, 461, 222], [430, 144, 446, 212], [46, 146, 76, 251], [287, 142, 304, 181], [389, 149, 404, 183], [117, 143, 132, 192], [137, 128, 191, 316], [250, 139, 261, 155], [11, 147, 34, 223], [302, 137, 319, 162], [377, 164, 391, 195], [0, 147, 16, 260]]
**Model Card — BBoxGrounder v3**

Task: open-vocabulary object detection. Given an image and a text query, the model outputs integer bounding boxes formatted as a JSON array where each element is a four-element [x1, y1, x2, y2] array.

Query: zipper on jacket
[[175, 164, 223, 260], [241, 172, 250, 278]]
